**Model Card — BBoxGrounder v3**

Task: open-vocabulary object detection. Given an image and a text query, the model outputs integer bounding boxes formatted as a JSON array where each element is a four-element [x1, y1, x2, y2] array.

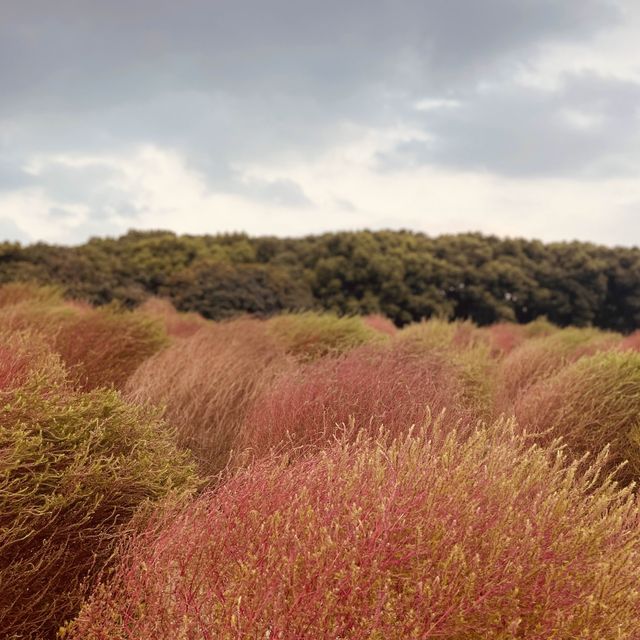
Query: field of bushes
[[3, 282, 640, 639]]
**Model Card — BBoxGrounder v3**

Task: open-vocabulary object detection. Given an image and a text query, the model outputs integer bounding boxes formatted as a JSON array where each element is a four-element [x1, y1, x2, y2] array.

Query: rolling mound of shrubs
[[126, 318, 294, 474], [266, 311, 382, 361], [0, 359, 198, 639], [0, 288, 167, 391], [240, 342, 478, 460], [515, 350, 640, 486], [69, 423, 640, 640], [3, 281, 640, 638]]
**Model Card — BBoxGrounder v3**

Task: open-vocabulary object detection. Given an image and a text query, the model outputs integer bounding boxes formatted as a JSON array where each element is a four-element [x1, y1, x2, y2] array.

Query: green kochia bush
[[515, 350, 640, 486], [0, 374, 199, 639], [495, 327, 620, 412], [70, 422, 640, 639], [266, 311, 382, 361]]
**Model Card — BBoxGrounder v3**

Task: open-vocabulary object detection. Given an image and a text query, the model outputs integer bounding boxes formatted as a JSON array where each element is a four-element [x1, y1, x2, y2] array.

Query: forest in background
[[1, 228, 639, 330]]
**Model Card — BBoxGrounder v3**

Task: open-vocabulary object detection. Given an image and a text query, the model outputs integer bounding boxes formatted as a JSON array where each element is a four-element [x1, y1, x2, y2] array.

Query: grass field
[[2, 285, 640, 639]]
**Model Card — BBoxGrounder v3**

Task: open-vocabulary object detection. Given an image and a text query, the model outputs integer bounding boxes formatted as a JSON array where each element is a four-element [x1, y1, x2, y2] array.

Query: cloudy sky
[[1, 0, 639, 246]]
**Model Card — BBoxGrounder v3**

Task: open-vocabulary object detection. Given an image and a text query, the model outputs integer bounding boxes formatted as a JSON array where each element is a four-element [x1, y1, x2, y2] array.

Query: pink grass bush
[[515, 350, 640, 486], [53, 306, 167, 390], [620, 329, 640, 352], [126, 318, 293, 474], [69, 422, 640, 639], [266, 311, 382, 361], [397, 319, 496, 418], [0, 298, 167, 391], [495, 327, 621, 413], [362, 313, 397, 336], [137, 296, 207, 338], [239, 342, 481, 460], [0, 331, 63, 391], [0, 373, 198, 639], [397, 317, 487, 351], [482, 322, 526, 356]]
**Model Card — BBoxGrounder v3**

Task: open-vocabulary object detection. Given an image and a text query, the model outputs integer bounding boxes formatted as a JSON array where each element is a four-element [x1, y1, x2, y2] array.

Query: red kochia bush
[[126, 318, 293, 473], [239, 342, 480, 460], [362, 313, 397, 336], [0, 298, 167, 391], [137, 297, 207, 338], [70, 422, 640, 639], [0, 331, 62, 391]]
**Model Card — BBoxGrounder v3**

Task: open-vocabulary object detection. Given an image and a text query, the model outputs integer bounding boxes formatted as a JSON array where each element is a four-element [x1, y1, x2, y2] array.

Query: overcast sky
[[1, 0, 639, 246]]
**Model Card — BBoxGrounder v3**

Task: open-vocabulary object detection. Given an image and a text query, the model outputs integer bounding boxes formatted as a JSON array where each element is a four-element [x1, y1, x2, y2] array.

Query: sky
[[1, 0, 639, 246]]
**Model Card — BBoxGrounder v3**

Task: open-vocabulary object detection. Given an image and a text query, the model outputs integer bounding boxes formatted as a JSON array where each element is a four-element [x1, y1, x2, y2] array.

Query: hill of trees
[[1, 228, 639, 330]]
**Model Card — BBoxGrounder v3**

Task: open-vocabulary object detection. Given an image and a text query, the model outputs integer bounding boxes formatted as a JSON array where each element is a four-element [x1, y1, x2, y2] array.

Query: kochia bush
[[240, 342, 477, 459], [70, 422, 640, 639], [137, 296, 207, 338], [0, 296, 167, 390], [266, 311, 382, 361], [126, 318, 293, 474], [495, 327, 620, 413], [0, 373, 198, 639], [515, 350, 640, 486]]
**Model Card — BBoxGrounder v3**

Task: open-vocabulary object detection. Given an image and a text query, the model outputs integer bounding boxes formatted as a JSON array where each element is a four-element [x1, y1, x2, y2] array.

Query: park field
[[2, 282, 640, 639]]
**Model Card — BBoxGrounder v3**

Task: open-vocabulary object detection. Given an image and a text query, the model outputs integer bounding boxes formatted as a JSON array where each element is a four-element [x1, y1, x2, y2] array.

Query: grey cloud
[[378, 73, 640, 177], [0, 0, 631, 233], [237, 177, 314, 209]]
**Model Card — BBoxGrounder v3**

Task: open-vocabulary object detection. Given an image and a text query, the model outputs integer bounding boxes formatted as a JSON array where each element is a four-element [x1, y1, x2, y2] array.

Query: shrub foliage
[[0, 371, 198, 639], [515, 350, 640, 486], [70, 422, 640, 639]]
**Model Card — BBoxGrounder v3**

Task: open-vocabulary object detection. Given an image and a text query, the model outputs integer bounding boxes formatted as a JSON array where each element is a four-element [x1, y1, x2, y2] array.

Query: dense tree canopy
[[1, 229, 639, 330]]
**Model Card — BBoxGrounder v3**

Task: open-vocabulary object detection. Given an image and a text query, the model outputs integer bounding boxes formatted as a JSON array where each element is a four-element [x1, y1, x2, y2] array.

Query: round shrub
[[0, 282, 63, 308], [482, 322, 526, 356], [137, 297, 207, 338], [126, 318, 293, 474], [70, 422, 640, 639], [0, 376, 199, 639], [397, 318, 486, 352], [0, 330, 64, 391], [397, 319, 495, 418], [53, 305, 168, 390], [515, 350, 640, 486], [266, 311, 381, 361], [495, 327, 620, 413], [0, 300, 167, 391], [240, 342, 478, 460], [362, 313, 397, 336]]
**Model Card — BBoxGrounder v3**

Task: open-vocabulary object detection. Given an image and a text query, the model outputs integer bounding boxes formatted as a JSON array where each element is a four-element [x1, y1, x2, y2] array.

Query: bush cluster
[[2, 282, 640, 638]]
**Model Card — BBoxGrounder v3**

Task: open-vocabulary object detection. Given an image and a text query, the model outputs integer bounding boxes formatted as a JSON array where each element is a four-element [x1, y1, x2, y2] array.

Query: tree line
[[1, 228, 639, 331]]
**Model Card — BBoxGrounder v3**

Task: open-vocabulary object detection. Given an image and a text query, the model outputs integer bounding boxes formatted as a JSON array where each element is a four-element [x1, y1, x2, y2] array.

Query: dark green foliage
[[162, 260, 314, 320], [2, 229, 640, 330]]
